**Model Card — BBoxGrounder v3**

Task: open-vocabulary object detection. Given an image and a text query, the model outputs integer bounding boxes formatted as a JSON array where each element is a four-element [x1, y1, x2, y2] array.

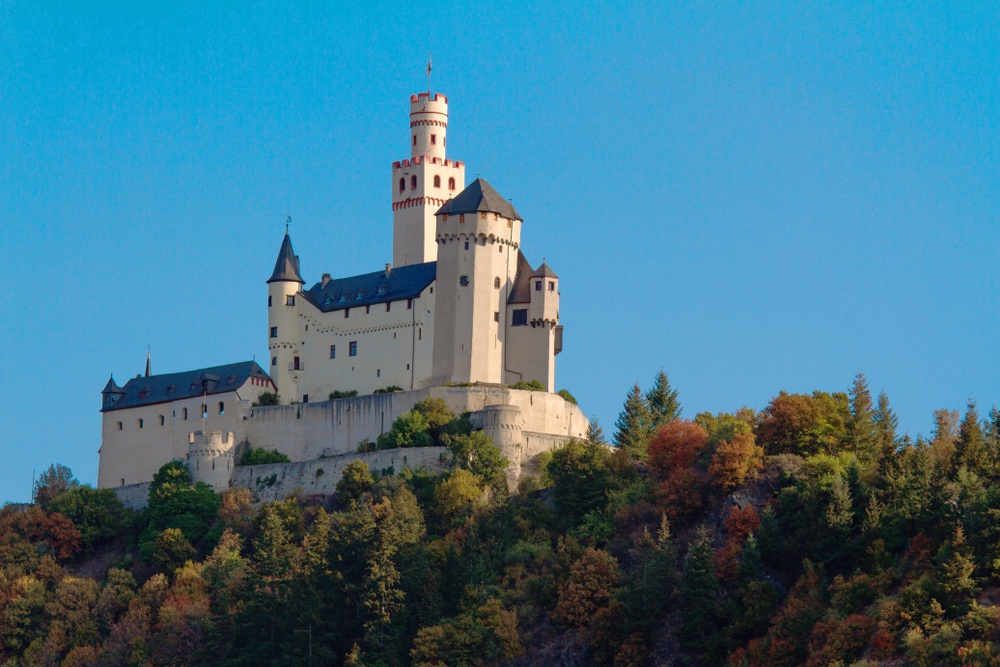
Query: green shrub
[[47, 486, 130, 551], [337, 460, 374, 503], [512, 379, 546, 391], [253, 392, 280, 406], [557, 389, 578, 404], [377, 410, 434, 449], [240, 447, 291, 465], [330, 390, 358, 399], [373, 386, 404, 394]]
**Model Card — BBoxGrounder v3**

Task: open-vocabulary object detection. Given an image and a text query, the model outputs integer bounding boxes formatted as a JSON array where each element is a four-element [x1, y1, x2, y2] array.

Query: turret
[[100, 375, 124, 411], [431, 178, 522, 385], [392, 92, 466, 267], [267, 231, 304, 401], [480, 404, 524, 484], [528, 262, 559, 391], [187, 430, 235, 492]]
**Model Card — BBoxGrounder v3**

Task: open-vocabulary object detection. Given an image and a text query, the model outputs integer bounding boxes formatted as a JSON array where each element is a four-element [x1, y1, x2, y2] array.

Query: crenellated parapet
[[187, 430, 236, 492]]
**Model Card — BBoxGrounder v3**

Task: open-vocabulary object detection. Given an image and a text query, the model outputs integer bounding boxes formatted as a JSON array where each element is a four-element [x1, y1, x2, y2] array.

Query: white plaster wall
[[268, 280, 302, 397], [505, 316, 557, 390]]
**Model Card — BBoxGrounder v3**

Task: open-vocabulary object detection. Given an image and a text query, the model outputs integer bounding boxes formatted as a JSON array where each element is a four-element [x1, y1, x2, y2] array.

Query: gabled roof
[[302, 262, 437, 313], [507, 250, 534, 305], [102, 375, 124, 395], [101, 361, 272, 412], [531, 262, 558, 279], [267, 232, 305, 284], [435, 178, 522, 221]]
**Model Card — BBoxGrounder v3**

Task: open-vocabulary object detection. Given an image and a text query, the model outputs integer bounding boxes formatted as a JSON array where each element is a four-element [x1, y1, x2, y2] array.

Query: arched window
[[183, 408, 188, 420], [399, 177, 405, 193], [159, 415, 164, 425], [448, 177, 456, 190], [434, 175, 441, 188], [413, 135, 417, 146], [219, 401, 225, 415], [494, 277, 501, 289], [411, 175, 417, 189]]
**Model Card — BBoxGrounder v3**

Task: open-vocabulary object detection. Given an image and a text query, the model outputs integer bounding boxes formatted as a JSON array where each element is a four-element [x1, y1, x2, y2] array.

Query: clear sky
[[1, 1, 996, 502]]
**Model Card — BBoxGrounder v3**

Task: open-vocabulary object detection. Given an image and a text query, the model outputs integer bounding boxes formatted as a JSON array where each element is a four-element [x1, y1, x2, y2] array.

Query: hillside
[[2, 375, 1000, 667]]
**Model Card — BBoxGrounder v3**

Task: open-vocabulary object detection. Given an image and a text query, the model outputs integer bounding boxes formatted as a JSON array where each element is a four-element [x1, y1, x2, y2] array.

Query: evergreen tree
[[757, 507, 784, 567], [937, 526, 979, 615], [614, 383, 653, 458], [873, 390, 899, 458], [737, 533, 762, 583], [646, 369, 681, 429], [953, 399, 987, 477], [586, 417, 608, 445], [847, 372, 877, 466], [679, 527, 718, 649]]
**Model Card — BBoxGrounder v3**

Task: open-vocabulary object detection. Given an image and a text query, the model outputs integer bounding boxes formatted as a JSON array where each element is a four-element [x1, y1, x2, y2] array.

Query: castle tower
[[187, 430, 235, 493], [431, 178, 522, 385], [528, 262, 560, 391], [480, 404, 523, 484], [267, 231, 304, 399], [391, 93, 466, 267]]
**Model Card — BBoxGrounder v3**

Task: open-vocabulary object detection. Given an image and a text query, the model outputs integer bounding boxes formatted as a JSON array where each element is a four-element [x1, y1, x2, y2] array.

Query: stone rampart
[[231, 447, 449, 503], [112, 482, 152, 511]]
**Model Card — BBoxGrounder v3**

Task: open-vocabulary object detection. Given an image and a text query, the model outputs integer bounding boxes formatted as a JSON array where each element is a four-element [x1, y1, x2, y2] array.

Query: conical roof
[[531, 261, 558, 279], [102, 375, 123, 395], [267, 232, 305, 284], [435, 178, 522, 221]]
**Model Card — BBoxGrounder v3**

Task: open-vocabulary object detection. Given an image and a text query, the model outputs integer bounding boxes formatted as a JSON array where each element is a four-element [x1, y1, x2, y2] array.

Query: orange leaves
[[647, 420, 708, 474], [554, 547, 620, 628], [709, 433, 765, 492]]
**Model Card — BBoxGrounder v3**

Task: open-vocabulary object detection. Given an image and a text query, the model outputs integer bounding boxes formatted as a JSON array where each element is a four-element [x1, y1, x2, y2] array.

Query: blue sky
[[1, 1, 996, 502]]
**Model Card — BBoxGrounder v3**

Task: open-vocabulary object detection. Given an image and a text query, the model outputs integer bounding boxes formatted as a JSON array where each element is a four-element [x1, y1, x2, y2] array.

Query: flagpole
[[427, 52, 432, 95]]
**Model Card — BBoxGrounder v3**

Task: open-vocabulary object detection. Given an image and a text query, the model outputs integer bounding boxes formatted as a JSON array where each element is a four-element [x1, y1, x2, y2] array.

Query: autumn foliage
[[647, 419, 708, 473]]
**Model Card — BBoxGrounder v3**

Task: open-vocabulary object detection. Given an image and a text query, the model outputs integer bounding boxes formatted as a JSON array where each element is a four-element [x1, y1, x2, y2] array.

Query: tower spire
[[145, 347, 151, 377]]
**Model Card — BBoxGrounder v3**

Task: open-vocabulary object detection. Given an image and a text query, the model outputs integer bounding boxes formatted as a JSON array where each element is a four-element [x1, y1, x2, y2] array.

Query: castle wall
[[112, 482, 153, 511], [231, 447, 449, 503]]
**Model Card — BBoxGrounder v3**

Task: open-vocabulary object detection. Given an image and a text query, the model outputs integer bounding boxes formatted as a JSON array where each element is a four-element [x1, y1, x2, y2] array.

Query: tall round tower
[[187, 430, 235, 492], [391, 92, 466, 267], [431, 178, 522, 385], [481, 404, 524, 483], [266, 231, 304, 401]]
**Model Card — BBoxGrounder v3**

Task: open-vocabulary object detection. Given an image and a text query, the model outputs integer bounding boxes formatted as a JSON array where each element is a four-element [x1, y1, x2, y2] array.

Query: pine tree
[[847, 373, 877, 466], [614, 383, 653, 458], [586, 417, 608, 445], [679, 527, 719, 648], [937, 526, 979, 615], [737, 533, 762, 583], [873, 390, 898, 458], [646, 370, 681, 430], [757, 507, 784, 567], [953, 399, 987, 477]]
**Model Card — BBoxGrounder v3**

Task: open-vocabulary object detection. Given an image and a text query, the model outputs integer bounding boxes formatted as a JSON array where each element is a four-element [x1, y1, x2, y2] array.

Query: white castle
[[98, 91, 586, 503]]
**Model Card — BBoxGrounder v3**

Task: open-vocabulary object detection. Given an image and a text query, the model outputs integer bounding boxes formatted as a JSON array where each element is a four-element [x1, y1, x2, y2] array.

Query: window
[[413, 135, 417, 146], [349, 341, 357, 357], [139, 389, 149, 398], [399, 177, 405, 193], [377, 369, 381, 377], [499, 245, 502, 253], [227, 375, 236, 385], [494, 277, 501, 289], [330, 345, 336, 359], [535, 281, 542, 291], [434, 175, 440, 187], [385, 302, 391, 312], [270, 326, 278, 338], [286, 295, 295, 306], [431, 134, 436, 144], [339, 291, 347, 302], [411, 175, 417, 189], [448, 177, 455, 190], [190, 381, 200, 391], [159, 415, 165, 425], [494, 311, 499, 322], [117, 421, 122, 430], [377, 283, 387, 294], [407, 298, 413, 309], [268, 295, 272, 307], [271, 356, 277, 367], [183, 408, 188, 420], [345, 308, 350, 318], [219, 402, 225, 415], [512, 309, 528, 326], [465, 241, 469, 250], [199, 404, 206, 418], [139, 418, 144, 428], [303, 395, 309, 403], [407, 363, 410, 370], [549, 281, 555, 291], [459, 275, 469, 286], [121, 479, 125, 487], [293, 357, 301, 370]]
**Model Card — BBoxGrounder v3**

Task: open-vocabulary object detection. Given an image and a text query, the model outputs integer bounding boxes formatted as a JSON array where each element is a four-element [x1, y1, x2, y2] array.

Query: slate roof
[[531, 261, 558, 279], [102, 375, 124, 395], [435, 178, 522, 221], [302, 262, 437, 313], [267, 232, 305, 284], [507, 251, 534, 305], [101, 361, 272, 412]]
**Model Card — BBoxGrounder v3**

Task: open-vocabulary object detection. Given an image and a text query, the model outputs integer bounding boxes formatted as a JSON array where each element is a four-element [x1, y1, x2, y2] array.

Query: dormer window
[[339, 291, 347, 302], [139, 389, 150, 398], [356, 289, 364, 300], [190, 382, 200, 391], [376, 284, 387, 295], [166, 385, 176, 395], [227, 375, 236, 385]]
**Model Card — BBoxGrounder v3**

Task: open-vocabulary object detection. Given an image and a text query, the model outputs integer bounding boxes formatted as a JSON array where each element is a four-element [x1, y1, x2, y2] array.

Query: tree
[[413, 397, 456, 442], [586, 417, 608, 445], [873, 390, 899, 457], [33, 463, 79, 508], [936, 526, 979, 615], [614, 383, 653, 457], [757, 392, 849, 457], [153, 528, 197, 576], [337, 460, 375, 503], [547, 438, 612, 518], [376, 410, 433, 449], [646, 369, 681, 428], [554, 548, 620, 628], [953, 399, 987, 477], [646, 419, 708, 474], [930, 408, 960, 459], [433, 469, 485, 522], [679, 527, 719, 648], [847, 372, 877, 466], [709, 432, 764, 491], [443, 430, 509, 491], [47, 486, 129, 551]]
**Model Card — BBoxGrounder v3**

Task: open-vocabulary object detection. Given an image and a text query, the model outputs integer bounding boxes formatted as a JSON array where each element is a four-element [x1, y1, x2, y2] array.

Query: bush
[[330, 390, 358, 399], [240, 447, 291, 465], [337, 460, 374, 503], [557, 389, 578, 404], [253, 392, 280, 406], [377, 410, 434, 449], [512, 379, 546, 391], [373, 386, 404, 394], [443, 431, 509, 491]]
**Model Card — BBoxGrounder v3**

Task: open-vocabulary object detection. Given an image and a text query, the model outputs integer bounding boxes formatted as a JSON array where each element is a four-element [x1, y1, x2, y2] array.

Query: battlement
[[188, 430, 235, 454], [392, 157, 464, 170], [410, 92, 448, 106]]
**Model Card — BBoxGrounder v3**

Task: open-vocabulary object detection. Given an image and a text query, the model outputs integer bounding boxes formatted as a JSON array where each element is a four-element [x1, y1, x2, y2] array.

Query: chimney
[[385, 263, 392, 277], [321, 273, 331, 288]]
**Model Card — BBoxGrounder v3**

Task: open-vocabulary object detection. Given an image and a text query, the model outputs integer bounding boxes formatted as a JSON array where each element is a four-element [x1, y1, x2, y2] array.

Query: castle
[[98, 91, 586, 504]]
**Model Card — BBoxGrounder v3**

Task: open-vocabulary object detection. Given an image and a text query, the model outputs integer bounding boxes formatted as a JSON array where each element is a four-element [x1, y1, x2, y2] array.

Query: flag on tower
[[427, 53, 432, 77]]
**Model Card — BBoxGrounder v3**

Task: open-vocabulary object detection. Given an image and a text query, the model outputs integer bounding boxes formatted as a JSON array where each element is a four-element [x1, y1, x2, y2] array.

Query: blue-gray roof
[[302, 262, 436, 313], [267, 232, 305, 284], [101, 361, 272, 412], [435, 178, 522, 221]]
